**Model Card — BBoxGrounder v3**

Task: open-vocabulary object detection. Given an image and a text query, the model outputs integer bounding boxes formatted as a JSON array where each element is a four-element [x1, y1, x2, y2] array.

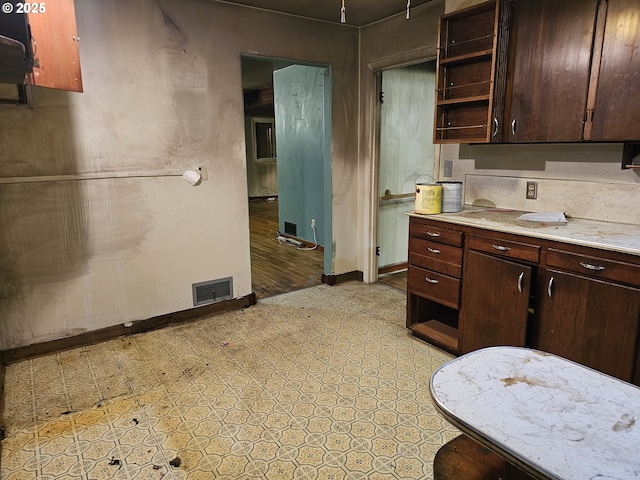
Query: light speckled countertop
[[409, 207, 640, 256]]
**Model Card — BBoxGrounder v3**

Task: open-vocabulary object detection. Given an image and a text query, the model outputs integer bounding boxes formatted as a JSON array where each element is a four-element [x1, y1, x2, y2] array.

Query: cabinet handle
[[579, 262, 605, 272], [511, 118, 517, 136], [492, 244, 510, 252], [517, 272, 524, 293], [493, 117, 499, 137], [547, 276, 554, 298], [426, 231, 440, 237], [425, 277, 439, 284], [427, 247, 441, 254]]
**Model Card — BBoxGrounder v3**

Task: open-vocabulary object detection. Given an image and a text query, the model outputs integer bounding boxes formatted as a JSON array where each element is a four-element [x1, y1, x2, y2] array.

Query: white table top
[[430, 347, 640, 480]]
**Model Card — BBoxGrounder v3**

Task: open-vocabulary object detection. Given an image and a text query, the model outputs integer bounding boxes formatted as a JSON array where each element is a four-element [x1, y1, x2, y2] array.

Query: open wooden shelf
[[437, 94, 491, 106], [411, 320, 459, 353], [434, 0, 499, 144], [439, 49, 493, 66]]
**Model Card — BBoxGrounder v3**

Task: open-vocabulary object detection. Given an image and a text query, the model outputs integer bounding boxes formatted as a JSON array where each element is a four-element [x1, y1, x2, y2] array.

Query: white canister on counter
[[439, 181, 463, 213]]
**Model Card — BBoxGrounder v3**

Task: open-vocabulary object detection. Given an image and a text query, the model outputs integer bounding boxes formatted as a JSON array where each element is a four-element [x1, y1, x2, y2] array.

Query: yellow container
[[415, 182, 442, 215]]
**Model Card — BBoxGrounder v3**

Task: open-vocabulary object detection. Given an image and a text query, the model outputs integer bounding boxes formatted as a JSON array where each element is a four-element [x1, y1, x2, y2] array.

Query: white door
[[377, 61, 437, 272]]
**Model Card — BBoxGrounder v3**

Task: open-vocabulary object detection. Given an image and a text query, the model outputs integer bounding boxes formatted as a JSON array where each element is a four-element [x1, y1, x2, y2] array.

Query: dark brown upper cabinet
[[504, 0, 598, 142], [434, 0, 640, 144], [587, 0, 640, 141]]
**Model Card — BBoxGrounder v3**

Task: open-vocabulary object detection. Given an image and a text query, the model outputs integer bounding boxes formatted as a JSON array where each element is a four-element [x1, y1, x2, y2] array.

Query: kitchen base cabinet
[[532, 251, 640, 382], [407, 216, 464, 354], [406, 214, 640, 384], [407, 295, 459, 353], [459, 250, 532, 354]]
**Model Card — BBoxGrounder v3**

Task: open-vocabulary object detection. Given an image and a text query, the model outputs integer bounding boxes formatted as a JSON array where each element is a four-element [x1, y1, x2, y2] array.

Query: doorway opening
[[242, 55, 332, 299], [376, 60, 438, 292]]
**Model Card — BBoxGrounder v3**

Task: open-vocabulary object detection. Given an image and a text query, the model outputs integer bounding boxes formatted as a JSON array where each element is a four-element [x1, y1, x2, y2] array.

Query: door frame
[[364, 51, 440, 284], [241, 55, 332, 277]]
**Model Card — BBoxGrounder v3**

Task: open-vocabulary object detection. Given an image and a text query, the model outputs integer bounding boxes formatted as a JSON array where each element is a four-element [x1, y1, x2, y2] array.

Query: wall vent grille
[[192, 277, 233, 306], [284, 221, 297, 236]]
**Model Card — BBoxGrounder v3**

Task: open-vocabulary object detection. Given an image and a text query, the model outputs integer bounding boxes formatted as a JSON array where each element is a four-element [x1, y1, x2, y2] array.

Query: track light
[[340, 0, 346, 23]]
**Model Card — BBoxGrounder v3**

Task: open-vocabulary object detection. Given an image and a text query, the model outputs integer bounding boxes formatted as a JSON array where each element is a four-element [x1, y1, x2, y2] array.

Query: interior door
[[377, 61, 437, 272]]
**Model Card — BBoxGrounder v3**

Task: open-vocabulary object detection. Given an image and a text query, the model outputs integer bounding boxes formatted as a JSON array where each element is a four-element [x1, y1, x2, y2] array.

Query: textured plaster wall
[[0, 0, 359, 350]]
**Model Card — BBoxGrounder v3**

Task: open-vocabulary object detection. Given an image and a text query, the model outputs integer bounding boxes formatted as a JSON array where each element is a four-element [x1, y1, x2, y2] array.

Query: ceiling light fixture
[[406, 0, 411, 19], [340, 0, 346, 23]]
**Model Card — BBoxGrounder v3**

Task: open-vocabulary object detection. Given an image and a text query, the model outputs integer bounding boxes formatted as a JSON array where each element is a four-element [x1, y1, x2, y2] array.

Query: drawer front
[[467, 234, 540, 264], [409, 237, 463, 278], [547, 248, 640, 287], [410, 221, 463, 247], [408, 265, 460, 309]]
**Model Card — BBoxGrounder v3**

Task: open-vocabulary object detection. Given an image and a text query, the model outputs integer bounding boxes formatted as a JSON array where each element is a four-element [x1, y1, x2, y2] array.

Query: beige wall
[[0, 0, 359, 350]]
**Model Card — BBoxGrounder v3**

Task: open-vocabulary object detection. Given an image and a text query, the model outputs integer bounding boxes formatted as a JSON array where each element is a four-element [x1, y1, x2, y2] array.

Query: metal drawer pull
[[517, 272, 524, 293], [580, 262, 605, 272], [427, 247, 441, 254], [492, 244, 510, 252], [425, 277, 439, 284], [511, 118, 517, 136], [493, 117, 499, 137], [547, 276, 554, 298], [426, 231, 440, 237]]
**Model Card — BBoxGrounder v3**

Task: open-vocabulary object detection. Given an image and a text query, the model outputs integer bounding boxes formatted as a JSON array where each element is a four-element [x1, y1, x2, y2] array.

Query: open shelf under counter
[[410, 320, 458, 354]]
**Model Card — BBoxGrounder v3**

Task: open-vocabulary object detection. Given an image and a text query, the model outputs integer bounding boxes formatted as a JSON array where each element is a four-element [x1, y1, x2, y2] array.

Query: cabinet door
[[27, 0, 82, 91], [590, 0, 640, 141], [460, 250, 531, 354], [534, 269, 640, 382], [504, 0, 598, 142]]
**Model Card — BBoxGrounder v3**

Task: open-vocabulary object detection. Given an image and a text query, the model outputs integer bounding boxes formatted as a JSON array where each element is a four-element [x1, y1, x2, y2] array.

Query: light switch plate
[[443, 160, 453, 178]]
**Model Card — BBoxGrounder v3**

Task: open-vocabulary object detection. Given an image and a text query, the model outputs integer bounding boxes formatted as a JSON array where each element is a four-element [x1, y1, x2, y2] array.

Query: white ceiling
[[219, 0, 435, 26]]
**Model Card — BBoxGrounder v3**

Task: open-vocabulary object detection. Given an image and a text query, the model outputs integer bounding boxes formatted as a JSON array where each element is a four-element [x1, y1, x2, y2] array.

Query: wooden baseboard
[[322, 271, 364, 286], [378, 262, 408, 275], [1, 293, 256, 365]]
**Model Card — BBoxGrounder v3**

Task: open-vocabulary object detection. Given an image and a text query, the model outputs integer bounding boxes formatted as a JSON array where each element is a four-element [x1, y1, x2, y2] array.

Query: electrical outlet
[[443, 160, 453, 178], [526, 181, 538, 199], [311, 218, 316, 228], [198, 165, 208, 181]]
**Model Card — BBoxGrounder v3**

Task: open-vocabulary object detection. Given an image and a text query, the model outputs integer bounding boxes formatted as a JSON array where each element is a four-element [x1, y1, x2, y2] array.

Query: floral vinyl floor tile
[[2, 282, 458, 480]]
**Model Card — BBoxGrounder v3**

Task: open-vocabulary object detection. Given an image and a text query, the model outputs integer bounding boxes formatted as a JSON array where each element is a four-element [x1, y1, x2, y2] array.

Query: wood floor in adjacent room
[[249, 199, 324, 299], [249, 198, 407, 298]]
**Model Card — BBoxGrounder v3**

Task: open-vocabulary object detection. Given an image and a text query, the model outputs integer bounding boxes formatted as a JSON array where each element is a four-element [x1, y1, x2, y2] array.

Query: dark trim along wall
[[1, 294, 256, 365], [0, 293, 257, 469]]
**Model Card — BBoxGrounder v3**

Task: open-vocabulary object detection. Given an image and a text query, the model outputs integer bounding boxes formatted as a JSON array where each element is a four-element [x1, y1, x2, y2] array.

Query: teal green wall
[[273, 65, 329, 250]]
